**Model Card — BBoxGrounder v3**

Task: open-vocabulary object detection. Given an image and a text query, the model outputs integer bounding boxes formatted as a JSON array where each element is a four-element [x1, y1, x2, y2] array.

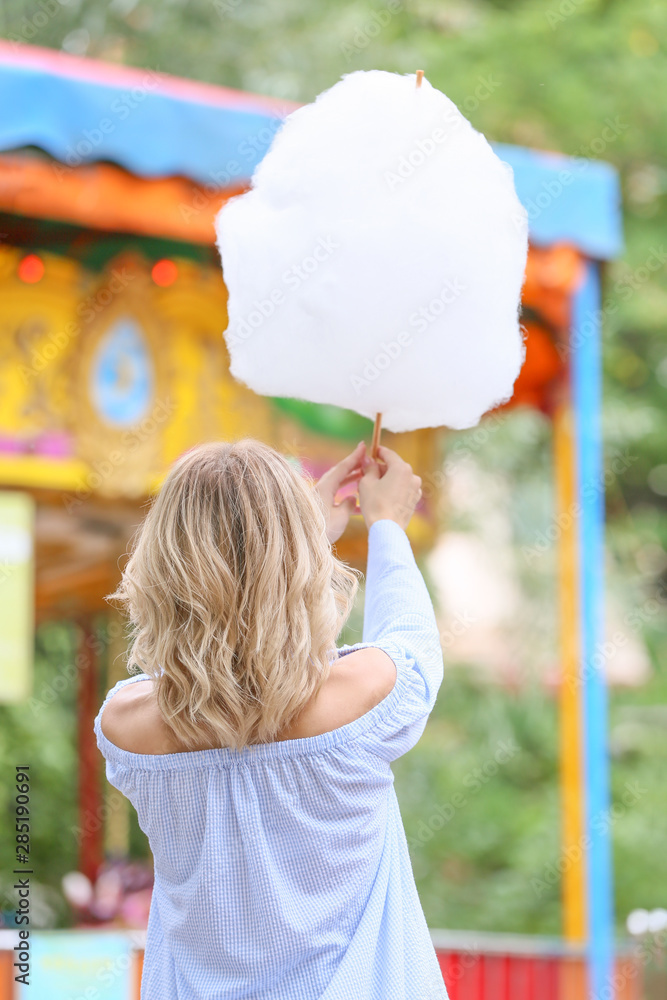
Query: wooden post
[[77, 617, 104, 882], [104, 609, 130, 858]]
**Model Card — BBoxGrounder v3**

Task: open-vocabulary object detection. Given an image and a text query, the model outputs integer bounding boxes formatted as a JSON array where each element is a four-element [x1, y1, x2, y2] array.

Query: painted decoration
[[89, 317, 154, 428]]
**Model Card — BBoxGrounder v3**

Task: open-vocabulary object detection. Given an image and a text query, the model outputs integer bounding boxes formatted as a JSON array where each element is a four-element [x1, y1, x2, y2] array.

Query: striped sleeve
[[358, 518, 444, 761]]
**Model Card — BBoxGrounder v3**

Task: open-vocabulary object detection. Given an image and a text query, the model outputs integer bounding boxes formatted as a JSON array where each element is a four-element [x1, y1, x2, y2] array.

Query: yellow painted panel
[[0, 457, 89, 490]]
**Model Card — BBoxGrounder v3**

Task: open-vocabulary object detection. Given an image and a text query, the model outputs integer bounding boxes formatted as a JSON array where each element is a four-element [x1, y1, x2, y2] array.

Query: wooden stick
[[416, 69, 424, 88], [371, 412, 383, 460]]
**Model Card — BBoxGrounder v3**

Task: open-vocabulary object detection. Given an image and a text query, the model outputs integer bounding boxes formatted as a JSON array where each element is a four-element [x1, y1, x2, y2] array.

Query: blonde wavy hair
[[108, 438, 361, 751]]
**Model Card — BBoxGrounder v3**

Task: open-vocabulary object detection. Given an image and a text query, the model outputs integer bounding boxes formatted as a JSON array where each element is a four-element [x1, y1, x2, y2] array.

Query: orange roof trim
[[0, 152, 242, 243]]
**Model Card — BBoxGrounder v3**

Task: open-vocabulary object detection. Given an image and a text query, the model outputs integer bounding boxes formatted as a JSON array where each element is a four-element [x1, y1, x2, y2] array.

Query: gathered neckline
[[94, 641, 404, 769]]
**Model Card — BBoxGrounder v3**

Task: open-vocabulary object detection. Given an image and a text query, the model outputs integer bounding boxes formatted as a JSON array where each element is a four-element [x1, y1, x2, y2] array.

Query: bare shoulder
[[276, 645, 397, 742], [100, 680, 177, 755], [101, 652, 399, 751], [338, 645, 397, 705]]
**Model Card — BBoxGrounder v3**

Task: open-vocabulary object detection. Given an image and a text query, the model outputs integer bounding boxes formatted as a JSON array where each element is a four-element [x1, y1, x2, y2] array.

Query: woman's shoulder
[[275, 646, 397, 742], [334, 646, 398, 707], [98, 647, 398, 754], [100, 678, 179, 755]]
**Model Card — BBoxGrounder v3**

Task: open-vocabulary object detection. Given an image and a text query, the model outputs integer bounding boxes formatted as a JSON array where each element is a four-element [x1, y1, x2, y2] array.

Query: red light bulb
[[151, 259, 178, 287], [18, 254, 45, 283]]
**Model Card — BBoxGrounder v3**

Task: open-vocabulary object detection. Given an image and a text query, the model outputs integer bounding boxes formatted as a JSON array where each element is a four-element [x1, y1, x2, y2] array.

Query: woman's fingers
[[376, 444, 405, 469], [339, 467, 365, 487], [336, 440, 366, 479], [316, 441, 389, 500], [316, 442, 365, 497]]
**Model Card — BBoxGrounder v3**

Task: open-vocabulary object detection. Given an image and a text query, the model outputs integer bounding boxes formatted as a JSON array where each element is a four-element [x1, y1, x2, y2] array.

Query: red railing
[[431, 929, 643, 1000]]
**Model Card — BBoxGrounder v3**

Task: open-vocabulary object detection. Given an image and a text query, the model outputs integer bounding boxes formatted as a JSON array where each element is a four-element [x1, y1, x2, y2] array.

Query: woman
[[95, 437, 448, 1000]]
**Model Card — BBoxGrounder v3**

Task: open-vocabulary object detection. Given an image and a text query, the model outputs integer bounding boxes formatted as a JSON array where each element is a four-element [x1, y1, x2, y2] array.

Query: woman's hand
[[358, 444, 422, 531], [314, 441, 367, 544]]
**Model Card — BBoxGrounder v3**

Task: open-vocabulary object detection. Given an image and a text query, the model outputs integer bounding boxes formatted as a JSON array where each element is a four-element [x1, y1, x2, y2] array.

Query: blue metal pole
[[571, 258, 614, 999]]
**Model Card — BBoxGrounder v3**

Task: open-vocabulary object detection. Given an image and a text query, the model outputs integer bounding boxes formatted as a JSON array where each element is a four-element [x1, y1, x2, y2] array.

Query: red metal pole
[[77, 618, 104, 883]]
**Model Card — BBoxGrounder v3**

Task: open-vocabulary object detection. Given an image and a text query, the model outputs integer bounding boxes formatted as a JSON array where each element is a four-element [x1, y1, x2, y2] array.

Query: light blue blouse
[[95, 518, 449, 1000]]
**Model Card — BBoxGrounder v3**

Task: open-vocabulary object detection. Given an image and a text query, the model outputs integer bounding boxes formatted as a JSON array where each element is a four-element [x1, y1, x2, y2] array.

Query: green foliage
[[395, 663, 667, 934], [0, 623, 80, 927]]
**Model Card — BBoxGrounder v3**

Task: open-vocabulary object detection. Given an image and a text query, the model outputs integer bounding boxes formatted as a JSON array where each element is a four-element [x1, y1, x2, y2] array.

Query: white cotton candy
[[215, 70, 528, 433]]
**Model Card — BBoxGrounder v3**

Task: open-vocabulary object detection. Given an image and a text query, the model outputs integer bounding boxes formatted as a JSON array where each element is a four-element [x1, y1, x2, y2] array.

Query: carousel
[[0, 40, 629, 1000]]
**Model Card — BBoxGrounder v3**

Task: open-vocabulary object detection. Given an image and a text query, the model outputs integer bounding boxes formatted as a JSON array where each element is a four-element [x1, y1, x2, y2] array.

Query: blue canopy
[[0, 42, 622, 258]]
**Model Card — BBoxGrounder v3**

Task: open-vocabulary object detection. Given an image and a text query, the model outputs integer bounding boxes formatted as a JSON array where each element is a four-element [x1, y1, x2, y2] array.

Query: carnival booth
[[0, 42, 626, 1000]]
